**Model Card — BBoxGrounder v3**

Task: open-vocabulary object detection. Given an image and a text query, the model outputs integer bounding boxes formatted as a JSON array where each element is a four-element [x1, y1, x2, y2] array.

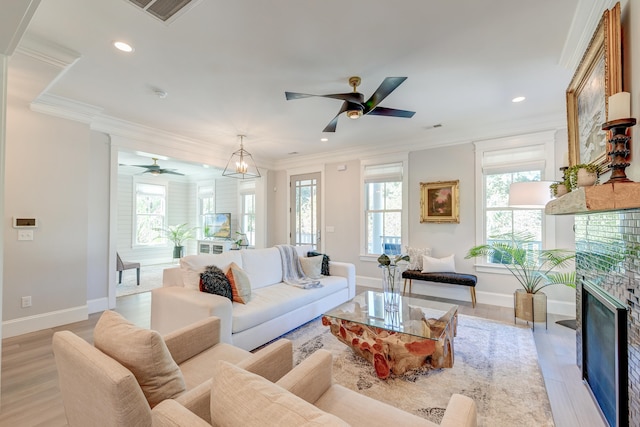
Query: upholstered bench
[[402, 270, 477, 307]]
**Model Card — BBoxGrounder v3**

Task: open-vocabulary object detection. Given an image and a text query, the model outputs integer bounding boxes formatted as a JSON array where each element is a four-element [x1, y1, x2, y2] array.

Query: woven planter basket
[[514, 289, 547, 323]]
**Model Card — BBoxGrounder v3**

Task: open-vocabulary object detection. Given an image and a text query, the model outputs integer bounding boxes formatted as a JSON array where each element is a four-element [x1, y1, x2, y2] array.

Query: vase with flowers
[[378, 253, 410, 312]]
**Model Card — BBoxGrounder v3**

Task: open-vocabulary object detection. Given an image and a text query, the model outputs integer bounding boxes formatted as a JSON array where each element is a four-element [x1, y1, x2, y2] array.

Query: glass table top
[[323, 291, 458, 340]]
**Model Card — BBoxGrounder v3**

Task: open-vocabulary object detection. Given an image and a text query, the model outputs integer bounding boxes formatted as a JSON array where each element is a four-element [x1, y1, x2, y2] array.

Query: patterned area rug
[[283, 315, 554, 427]]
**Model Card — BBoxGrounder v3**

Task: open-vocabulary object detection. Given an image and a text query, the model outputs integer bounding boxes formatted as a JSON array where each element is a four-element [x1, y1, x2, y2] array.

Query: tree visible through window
[[198, 186, 216, 238], [485, 170, 542, 263], [135, 183, 166, 245]]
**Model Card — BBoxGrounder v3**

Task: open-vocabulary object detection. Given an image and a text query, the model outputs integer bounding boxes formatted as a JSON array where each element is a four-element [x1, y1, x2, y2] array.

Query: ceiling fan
[[285, 76, 415, 132], [130, 158, 184, 176]]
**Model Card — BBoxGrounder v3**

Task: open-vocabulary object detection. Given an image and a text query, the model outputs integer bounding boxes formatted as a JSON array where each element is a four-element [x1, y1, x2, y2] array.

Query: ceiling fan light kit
[[222, 135, 261, 179], [285, 76, 415, 132]]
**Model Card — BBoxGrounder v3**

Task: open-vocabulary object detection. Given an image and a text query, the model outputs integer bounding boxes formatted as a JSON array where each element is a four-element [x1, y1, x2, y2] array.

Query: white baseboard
[[2, 305, 88, 338], [355, 275, 576, 317], [88, 297, 109, 314]]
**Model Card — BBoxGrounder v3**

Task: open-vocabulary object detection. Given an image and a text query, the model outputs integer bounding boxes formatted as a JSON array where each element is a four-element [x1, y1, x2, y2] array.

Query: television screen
[[211, 213, 231, 239]]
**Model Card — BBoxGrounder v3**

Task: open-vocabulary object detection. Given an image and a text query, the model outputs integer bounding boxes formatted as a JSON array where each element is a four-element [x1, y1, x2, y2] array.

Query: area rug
[[282, 315, 554, 427], [116, 262, 176, 297]]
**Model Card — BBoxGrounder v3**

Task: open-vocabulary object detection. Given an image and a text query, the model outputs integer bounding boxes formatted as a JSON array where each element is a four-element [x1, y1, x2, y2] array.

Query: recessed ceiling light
[[113, 41, 134, 53], [512, 96, 526, 103], [320, 138, 328, 142], [288, 152, 298, 155]]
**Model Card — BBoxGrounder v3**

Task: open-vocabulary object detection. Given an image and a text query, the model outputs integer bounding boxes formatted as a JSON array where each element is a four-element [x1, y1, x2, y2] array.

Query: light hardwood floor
[[0, 289, 607, 427]]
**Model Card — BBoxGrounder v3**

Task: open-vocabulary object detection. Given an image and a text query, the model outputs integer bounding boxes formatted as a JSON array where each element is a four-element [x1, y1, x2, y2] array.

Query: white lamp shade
[[508, 181, 554, 208]]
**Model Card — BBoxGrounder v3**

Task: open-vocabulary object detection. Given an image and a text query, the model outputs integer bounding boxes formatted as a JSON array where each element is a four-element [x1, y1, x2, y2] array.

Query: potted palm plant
[[466, 232, 575, 325], [154, 223, 198, 258]]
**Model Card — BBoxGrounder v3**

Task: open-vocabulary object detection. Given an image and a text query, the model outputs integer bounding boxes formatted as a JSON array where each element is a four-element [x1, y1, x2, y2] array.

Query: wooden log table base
[[321, 312, 456, 379]]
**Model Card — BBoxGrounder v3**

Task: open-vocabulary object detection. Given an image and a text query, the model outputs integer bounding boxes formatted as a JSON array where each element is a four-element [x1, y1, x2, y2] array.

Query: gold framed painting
[[566, 2, 621, 168], [420, 180, 459, 223]]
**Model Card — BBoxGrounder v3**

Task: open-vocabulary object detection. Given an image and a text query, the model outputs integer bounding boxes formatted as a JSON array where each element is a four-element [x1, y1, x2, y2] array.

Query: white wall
[[3, 104, 91, 335]]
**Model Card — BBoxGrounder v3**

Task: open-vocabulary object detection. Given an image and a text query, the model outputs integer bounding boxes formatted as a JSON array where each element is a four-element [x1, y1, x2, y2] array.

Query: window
[[135, 183, 166, 245], [240, 192, 255, 246], [198, 186, 216, 238], [474, 131, 556, 267], [485, 170, 543, 262], [363, 162, 404, 256]]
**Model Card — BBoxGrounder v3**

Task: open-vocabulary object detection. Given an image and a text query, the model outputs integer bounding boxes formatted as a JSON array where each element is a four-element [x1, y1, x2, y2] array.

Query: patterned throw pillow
[[200, 265, 233, 301], [405, 246, 432, 271], [226, 262, 251, 304], [307, 251, 330, 276]]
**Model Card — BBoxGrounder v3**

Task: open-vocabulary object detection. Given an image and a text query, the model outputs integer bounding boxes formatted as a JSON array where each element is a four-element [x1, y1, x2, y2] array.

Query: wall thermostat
[[13, 217, 38, 228]]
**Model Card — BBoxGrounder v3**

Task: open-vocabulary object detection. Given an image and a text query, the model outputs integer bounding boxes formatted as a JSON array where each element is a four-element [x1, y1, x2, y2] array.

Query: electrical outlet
[[21, 296, 32, 308]]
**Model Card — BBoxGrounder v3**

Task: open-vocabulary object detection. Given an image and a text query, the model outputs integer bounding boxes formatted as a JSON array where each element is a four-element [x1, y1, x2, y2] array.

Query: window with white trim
[[135, 182, 166, 245], [240, 192, 255, 246], [364, 162, 404, 256], [475, 133, 556, 266], [198, 185, 216, 238]]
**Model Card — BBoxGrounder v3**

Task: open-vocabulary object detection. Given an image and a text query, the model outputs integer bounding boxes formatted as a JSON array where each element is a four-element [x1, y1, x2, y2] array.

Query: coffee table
[[322, 291, 458, 379]]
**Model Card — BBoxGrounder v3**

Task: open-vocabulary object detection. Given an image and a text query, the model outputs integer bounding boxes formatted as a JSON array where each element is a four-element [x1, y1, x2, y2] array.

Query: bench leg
[[136, 268, 140, 286], [403, 278, 412, 296], [470, 287, 477, 308]]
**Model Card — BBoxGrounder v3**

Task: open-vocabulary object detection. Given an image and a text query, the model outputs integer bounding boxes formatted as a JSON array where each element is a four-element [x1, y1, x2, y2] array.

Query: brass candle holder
[[601, 118, 636, 183]]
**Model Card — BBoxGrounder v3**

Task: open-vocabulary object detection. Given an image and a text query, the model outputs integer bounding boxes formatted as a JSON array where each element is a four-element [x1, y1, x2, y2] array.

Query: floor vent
[[127, 0, 198, 23]]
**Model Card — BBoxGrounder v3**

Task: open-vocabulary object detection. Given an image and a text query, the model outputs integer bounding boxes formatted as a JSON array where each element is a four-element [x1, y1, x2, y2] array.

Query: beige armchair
[[152, 349, 477, 427], [52, 311, 292, 427]]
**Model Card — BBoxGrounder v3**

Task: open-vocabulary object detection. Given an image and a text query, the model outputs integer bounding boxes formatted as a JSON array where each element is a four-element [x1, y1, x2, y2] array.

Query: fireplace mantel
[[545, 182, 640, 215]]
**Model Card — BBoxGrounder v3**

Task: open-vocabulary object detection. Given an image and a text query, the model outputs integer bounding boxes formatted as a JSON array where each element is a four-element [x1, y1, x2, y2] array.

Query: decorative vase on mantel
[[576, 169, 597, 187]]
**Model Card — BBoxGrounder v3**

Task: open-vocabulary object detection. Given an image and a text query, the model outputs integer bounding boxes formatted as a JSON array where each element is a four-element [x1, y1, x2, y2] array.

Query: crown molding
[[559, 0, 618, 71], [31, 93, 103, 124], [15, 33, 80, 70]]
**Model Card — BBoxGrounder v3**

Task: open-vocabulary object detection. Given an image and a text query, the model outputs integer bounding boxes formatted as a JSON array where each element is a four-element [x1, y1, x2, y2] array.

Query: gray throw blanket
[[276, 245, 321, 288], [275, 244, 306, 285]]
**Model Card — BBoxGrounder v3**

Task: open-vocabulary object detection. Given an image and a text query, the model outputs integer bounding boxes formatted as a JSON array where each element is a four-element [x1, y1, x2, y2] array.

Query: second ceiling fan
[[131, 158, 184, 176], [285, 76, 415, 133]]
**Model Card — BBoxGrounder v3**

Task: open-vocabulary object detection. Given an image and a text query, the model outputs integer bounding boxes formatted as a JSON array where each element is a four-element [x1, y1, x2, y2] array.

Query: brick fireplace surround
[[574, 208, 640, 425]]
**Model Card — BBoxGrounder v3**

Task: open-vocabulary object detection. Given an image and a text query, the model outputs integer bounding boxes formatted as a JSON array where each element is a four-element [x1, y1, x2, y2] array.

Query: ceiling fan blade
[[286, 91, 363, 103], [363, 77, 408, 113], [160, 170, 185, 176], [322, 101, 349, 133], [366, 106, 415, 118]]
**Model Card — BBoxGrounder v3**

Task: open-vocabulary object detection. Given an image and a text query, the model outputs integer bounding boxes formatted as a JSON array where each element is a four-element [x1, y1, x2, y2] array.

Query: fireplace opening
[[582, 280, 628, 427]]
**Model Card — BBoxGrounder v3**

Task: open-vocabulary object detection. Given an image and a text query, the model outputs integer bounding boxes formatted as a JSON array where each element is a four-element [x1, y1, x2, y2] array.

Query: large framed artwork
[[566, 2, 621, 168], [420, 180, 459, 224]]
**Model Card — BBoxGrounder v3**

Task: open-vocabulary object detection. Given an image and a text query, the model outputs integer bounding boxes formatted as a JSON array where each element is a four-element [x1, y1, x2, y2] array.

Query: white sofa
[[151, 246, 356, 351]]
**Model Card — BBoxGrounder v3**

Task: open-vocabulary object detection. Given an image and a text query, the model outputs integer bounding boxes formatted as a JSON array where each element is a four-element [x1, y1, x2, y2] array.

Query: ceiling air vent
[[127, 0, 199, 23]]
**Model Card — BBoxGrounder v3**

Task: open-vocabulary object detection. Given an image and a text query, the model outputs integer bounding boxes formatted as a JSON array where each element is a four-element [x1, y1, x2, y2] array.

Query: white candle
[[608, 91, 631, 121], [562, 152, 569, 167]]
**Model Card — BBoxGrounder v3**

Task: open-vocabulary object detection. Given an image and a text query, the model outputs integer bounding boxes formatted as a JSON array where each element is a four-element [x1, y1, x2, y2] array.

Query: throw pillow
[[299, 255, 323, 279], [307, 251, 330, 276], [210, 360, 349, 426], [200, 265, 233, 301], [93, 310, 186, 408], [405, 246, 432, 271], [226, 262, 251, 304], [421, 254, 456, 273]]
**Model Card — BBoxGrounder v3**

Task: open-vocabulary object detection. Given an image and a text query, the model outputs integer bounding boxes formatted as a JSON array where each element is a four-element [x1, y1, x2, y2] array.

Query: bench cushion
[[402, 270, 477, 287]]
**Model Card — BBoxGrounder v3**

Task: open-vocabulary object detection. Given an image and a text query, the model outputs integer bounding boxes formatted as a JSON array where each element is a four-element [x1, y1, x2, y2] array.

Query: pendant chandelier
[[222, 135, 261, 179]]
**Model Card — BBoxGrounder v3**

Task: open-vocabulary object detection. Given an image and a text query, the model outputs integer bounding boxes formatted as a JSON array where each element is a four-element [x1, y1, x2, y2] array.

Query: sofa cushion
[[210, 360, 348, 427], [226, 262, 252, 304], [93, 310, 186, 408], [299, 255, 323, 279], [199, 265, 233, 301], [241, 247, 283, 289], [180, 251, 243, 290], [231, 276, 348, 334], [422, 254, 456, 273]]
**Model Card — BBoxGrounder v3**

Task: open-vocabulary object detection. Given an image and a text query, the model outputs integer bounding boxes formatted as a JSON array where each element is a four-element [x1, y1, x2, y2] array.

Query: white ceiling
[[5, 0, 608, 175]]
